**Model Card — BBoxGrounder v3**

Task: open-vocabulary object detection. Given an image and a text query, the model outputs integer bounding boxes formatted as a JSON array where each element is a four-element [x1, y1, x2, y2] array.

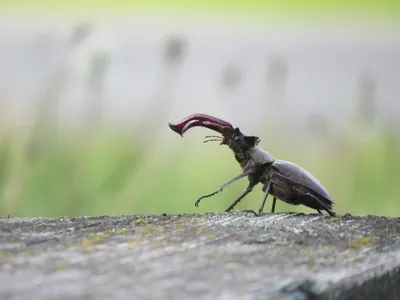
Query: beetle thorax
[[247, 147, 275, 166], [229, 145, 275, 171]]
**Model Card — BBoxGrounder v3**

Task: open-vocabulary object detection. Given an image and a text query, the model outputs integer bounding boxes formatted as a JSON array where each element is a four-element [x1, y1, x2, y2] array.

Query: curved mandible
[[168, 113, 234, 138]]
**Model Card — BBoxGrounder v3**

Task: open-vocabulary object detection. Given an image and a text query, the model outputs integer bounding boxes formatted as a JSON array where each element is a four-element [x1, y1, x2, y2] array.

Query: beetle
[[168, 113, 336, 216]]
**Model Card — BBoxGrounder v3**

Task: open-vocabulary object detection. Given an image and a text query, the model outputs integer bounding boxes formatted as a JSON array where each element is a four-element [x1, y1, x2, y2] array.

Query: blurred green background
[[0, 1, 399, 217]]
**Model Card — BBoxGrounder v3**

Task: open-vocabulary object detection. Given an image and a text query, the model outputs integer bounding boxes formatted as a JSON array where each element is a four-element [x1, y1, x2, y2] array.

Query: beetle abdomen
[[271, 160, 334, 204]]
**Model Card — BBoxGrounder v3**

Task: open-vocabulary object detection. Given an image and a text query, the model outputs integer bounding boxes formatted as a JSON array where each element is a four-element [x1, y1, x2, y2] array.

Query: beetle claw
[[242, 209, 264, 217]]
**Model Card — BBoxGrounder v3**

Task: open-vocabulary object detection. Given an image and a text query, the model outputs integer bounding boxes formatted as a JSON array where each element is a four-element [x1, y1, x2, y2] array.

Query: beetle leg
[[195, 169, 253, 208], [325, 209, 336, 217], [225, 172, 263, 212], [271, 197, 277, 213], [317, 209, 323, 215], [298, 193, 336, 217], [258, 182, 271, 213], [224, 182, 256, 212]]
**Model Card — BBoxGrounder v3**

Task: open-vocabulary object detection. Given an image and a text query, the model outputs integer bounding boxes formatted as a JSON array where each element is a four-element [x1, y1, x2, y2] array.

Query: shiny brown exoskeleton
[[168, 113, 335, 216]]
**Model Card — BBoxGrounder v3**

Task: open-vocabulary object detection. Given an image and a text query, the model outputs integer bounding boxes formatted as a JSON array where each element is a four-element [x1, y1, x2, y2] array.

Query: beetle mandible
[[168, 113, 336, 216]]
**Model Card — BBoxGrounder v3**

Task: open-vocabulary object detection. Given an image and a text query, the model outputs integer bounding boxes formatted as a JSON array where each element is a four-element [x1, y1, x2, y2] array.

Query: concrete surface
[[0, 212, 399, 299]]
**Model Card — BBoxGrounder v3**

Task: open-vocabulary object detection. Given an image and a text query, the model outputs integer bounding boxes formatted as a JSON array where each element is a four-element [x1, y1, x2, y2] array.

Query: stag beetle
[[168, 113, 336, 216]]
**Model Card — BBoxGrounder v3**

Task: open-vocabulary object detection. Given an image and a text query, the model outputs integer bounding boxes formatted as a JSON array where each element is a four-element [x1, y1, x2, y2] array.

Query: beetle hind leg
[[296, 193, 336, 217]]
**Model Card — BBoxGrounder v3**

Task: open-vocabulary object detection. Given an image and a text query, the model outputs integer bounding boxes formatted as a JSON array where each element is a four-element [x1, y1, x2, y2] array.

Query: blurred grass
[[0, 124, 399, 217]]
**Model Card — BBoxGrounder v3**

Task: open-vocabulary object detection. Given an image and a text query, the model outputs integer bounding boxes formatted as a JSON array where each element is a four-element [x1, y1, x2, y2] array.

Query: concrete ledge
[[0, 212, 399, 299]]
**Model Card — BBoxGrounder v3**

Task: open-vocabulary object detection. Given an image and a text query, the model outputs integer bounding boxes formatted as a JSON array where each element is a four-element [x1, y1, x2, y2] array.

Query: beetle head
[[228, 127, 260, 151], [168, 113, 259, 150]]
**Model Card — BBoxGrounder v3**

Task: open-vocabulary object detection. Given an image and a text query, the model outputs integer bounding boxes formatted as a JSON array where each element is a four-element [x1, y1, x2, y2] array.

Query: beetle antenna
[[203, 138, 223, 143], [203, 135, 223, 143]]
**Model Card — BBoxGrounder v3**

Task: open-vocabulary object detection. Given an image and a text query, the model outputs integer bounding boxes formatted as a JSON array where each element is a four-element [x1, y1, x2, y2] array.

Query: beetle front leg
[[195, 169, 253, 208]]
